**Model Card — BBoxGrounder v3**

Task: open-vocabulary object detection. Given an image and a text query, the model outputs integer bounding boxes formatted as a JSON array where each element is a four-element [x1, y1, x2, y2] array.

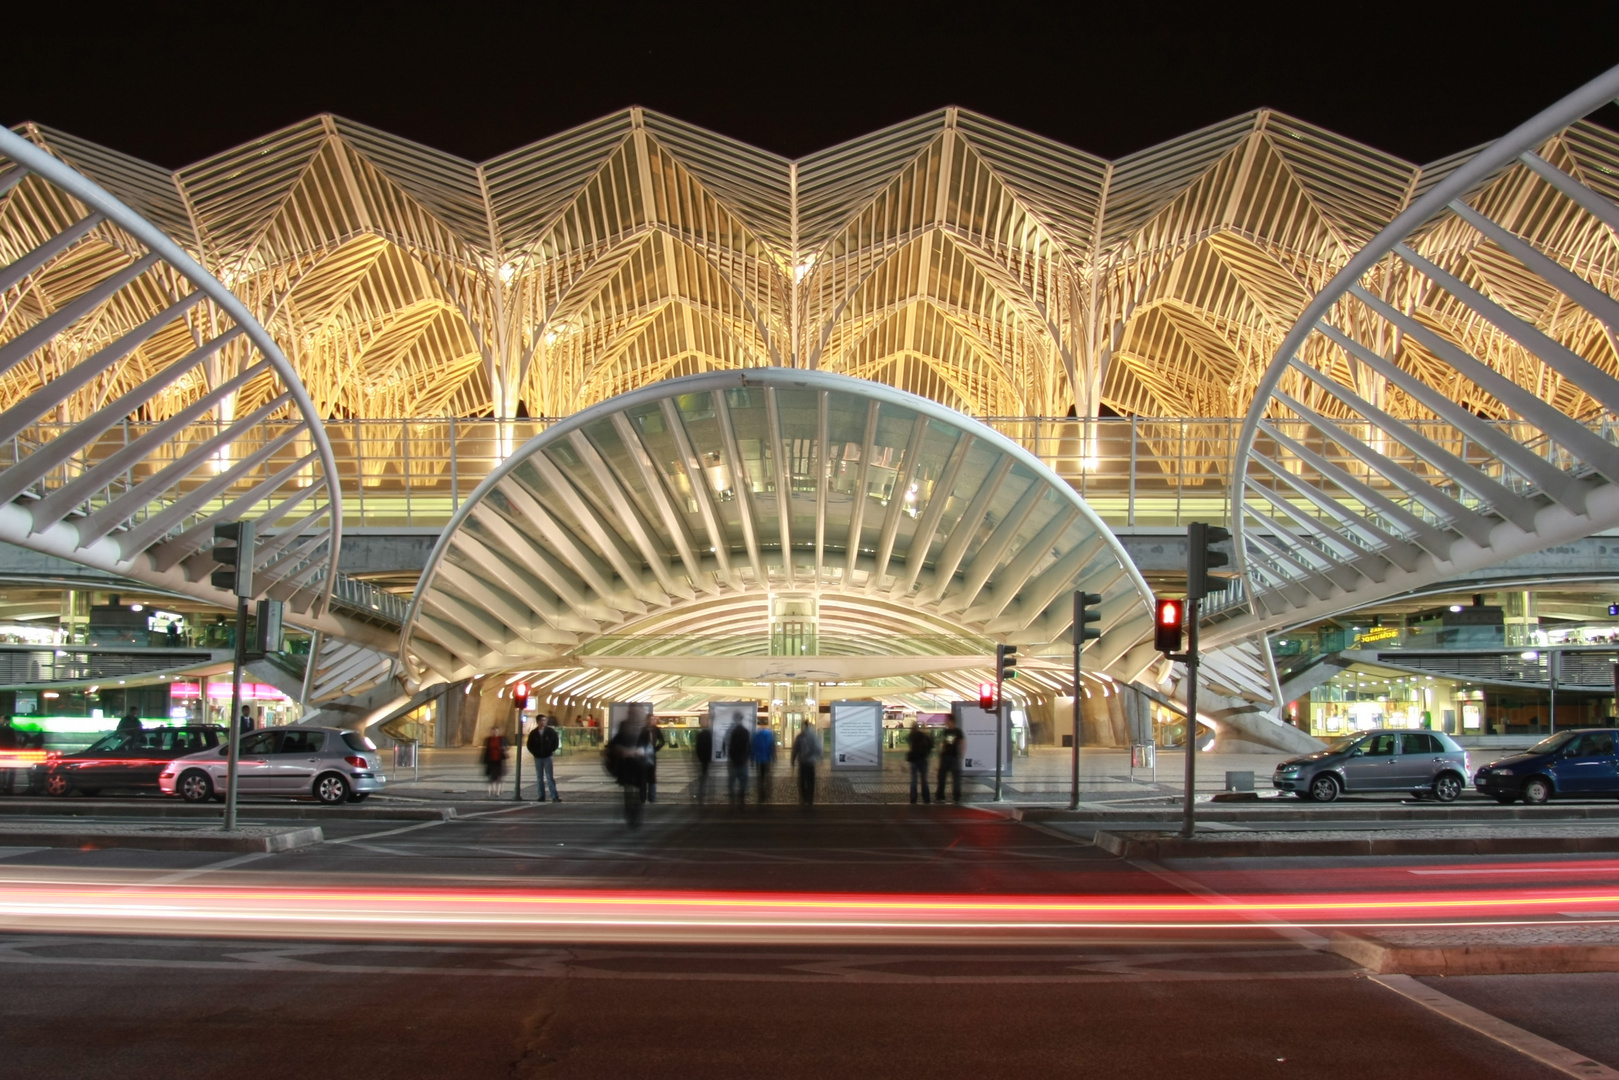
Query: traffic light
[[1609, 603, 1618, 617], [1155, 597, 1185, 654], [242, 599, 283, 662], [1187, 521, 1232, 600], [1075, 592, 1103, 643], [996, 643, 1018, 683], [978, 681, 996, 710], [513, 681, 530, 710], [210, 520, 256, 597]]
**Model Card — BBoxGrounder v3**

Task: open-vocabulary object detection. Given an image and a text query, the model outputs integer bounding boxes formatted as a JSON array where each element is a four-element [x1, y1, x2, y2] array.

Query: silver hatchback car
[[1273, 729, 1471, 802], [159, 726, 386, 805]]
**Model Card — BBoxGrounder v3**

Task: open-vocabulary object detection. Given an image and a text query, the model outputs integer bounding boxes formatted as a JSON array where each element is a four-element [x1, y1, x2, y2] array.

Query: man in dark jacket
[[725, 720, 752, 808], [906, 722, 934, 804], [694, 723, 714, 805], [936, 716, 965, 803], [116, 709, 142, 735], [526, 715, 561, 802]]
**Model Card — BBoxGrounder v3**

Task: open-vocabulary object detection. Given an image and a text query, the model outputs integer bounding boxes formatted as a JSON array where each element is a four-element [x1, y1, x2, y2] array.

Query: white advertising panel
[[830, 699, 883, 770], [608, 701, 652, 741], [952, 702, 1010, 776], [708, 701, 757, 764]]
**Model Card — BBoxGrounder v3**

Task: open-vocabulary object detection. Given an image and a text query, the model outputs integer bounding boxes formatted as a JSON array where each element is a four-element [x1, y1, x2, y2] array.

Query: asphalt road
[[0, 802, 1615, 1077]]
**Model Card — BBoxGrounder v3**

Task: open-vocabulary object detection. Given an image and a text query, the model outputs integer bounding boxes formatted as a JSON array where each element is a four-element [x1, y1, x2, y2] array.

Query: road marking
[[325, 819, 449, 845], [1373, 973, 1619, 1078], [143, 852, 270, 885], [1412, 867, 1619, 875]]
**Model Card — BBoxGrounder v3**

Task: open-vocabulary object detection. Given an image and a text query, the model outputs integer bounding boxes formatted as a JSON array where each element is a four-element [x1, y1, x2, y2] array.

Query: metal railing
[[8, 414, 1614, 540], [0, 646, 222, 686]]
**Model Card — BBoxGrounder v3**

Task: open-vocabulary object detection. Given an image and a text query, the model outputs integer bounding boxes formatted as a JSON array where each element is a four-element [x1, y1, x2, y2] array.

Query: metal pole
[[512, 704, 523, 801], [1548, 648, 1558, 736], [994, 668, 1005, 802], [1179, 597, 1201, 840], [222, 595, 247, 832], [1070, 591, 1081, 810]]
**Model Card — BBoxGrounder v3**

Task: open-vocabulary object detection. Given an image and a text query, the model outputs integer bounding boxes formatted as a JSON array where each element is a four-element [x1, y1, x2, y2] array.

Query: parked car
[[1272, 729, 1471, 803], [1474, 729, 1619, 804], [158, 726, 386, 805], [33, 725, 223, 796]]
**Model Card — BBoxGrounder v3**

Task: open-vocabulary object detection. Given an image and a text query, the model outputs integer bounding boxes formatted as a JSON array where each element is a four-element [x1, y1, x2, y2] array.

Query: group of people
[[480, 713, 564, 800], [475, 712, 970, 815], [904, 716, 966, 804]]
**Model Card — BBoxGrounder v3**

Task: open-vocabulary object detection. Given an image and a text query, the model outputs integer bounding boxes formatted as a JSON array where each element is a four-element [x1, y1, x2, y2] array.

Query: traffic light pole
[[1179, 596, 1201, 840], [1070, 592, 1082, 810], [993, 668, 1005, 802], [512, 701, 524, 802], [222, 594, 247, 832]]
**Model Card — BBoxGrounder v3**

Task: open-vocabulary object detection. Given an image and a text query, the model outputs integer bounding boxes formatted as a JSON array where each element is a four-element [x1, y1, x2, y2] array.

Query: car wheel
[[177, 770, 213, 803], [314, 773, 350, 805], [1308, 774, 1340, 803], [1522, 777, 1553, 805], [43, 773, 73, 797], [1432, 773, 1464, 803]]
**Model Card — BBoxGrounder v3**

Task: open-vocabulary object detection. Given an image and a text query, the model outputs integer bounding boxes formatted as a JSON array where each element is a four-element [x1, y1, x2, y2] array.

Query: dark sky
[[6, 1, 1619, 168]]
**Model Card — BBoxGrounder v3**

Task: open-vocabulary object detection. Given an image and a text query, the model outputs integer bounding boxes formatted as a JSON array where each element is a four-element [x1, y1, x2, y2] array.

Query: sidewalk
[[386, 745, 1295, 805]]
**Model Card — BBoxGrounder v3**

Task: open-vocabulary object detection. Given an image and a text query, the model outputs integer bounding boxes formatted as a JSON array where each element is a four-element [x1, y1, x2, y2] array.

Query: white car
[[159, 726, 386, 805]]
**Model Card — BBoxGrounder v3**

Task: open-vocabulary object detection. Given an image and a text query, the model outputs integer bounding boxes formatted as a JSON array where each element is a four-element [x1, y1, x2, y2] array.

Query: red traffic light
[[978, 681, 997, 710], [513, 681, 530, 709], [1154, 598, 1185, 654]]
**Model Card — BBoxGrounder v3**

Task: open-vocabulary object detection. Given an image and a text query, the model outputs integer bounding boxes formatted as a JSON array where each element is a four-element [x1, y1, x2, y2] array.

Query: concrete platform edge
[[0, 825, 325, 852], [1330, 932, 1619, 975], [1091, 830, 1619, 859]]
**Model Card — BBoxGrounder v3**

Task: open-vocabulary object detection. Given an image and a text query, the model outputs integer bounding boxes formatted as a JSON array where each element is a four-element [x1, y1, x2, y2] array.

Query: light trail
[[0, 877, 1617, 944]]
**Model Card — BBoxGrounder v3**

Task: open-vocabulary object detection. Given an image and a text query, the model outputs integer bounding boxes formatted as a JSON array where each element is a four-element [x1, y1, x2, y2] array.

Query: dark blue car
[[1474, 728, 1619, 804]]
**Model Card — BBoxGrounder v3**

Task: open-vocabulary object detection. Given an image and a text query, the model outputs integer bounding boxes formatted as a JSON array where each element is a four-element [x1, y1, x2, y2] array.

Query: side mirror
[[218, 746, 230, 756]]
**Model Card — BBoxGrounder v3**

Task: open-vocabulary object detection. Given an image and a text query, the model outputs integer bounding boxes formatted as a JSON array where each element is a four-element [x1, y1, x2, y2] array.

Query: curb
[[0, 825, 325, 853], [1091, 829, 1619, 859], [0, 800, 455, 822], [1330, 932, 1619, 975], [1023, 804, 1619, 825]]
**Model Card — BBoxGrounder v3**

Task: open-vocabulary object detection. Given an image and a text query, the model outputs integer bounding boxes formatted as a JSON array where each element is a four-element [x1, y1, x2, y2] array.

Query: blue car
[[1474, 729, 1619, 804]]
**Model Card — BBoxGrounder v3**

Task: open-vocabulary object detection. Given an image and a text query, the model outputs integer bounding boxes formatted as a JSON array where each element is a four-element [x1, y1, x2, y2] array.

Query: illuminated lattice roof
[[8, 107, 1616, 432]]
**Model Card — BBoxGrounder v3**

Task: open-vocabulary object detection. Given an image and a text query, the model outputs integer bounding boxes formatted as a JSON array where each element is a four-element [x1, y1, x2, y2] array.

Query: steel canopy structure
[[400, 369, 1154, 704]]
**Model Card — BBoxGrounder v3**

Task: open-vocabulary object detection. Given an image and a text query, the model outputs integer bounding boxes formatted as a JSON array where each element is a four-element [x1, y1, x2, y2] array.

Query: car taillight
[[344, 755, 368, 769]]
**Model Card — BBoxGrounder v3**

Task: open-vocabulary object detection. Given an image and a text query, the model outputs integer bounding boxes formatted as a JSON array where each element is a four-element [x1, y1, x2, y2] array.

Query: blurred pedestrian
[[608, 720, 649, 827], [726, 720, 751, 808], [695, 722, 713, 805], [527, 714, 561, 802], [936, 715, 964, 803], [791, 721, 823, 806], [906, 721, 934, 804], [641, 715, 667, 803], [0, 715, 15, 796], [483, 727, 508, 797], [752, 722, 776, 803]]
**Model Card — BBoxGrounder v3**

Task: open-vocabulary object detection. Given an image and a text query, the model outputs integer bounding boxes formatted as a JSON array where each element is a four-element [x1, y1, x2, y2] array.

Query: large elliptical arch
[[1217, 63, 1619, 650], [399, 369, 1153, 695], [0, 126, 352, 628]]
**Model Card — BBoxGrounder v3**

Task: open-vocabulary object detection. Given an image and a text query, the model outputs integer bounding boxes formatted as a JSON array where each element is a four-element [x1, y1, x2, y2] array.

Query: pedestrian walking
[[526, 714, 561, 802], [936, 715, 965, 803], [641, 716, 667, 803], [726, 720, 751, 808], [694, 723, 713, 805], [483, 727, 509, 797], [906, 721, 934, 804], [791, 721, 823, 806], [751, 722, 776, 803], [608, 719, 649, 827]]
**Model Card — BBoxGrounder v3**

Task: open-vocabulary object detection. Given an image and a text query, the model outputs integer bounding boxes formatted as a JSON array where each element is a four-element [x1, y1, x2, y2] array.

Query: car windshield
[[1527, 731, 1578, 755], [80, 731, 138, 755]]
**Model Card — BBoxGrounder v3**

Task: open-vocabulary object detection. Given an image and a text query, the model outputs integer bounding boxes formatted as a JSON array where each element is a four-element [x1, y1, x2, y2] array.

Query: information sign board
[[830, 699, 883, 770], [708, 701, 757, 764], [952, 702, 1009, 776]]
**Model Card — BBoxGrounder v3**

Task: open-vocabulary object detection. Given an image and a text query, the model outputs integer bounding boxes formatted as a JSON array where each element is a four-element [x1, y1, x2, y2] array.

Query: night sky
[[6, 1, 1619, 168]]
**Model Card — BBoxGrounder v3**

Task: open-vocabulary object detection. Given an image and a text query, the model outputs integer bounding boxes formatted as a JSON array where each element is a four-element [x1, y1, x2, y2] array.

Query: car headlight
[[1493, 768, 1514, 776], [1277, 767, 1301, 776]]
